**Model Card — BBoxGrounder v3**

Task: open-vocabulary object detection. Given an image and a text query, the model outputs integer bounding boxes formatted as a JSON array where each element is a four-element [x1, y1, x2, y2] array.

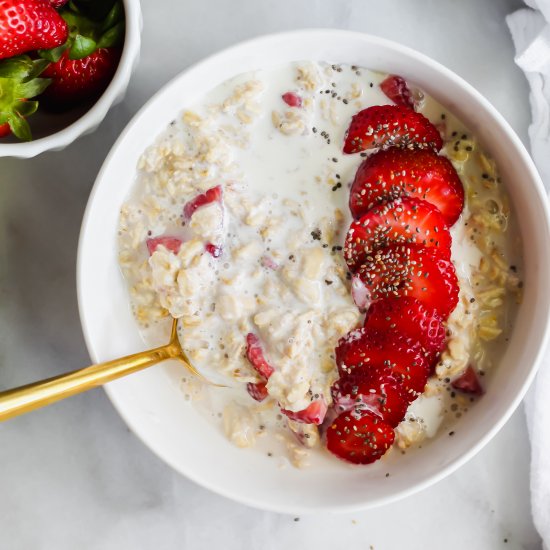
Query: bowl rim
[[77, 28, 550, 514], [0, 0, 142, 159]]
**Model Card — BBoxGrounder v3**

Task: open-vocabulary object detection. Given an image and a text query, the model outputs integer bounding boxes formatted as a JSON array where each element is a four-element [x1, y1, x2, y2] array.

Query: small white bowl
[[0, 0, 141, 159], [77, 30, 550, 513]]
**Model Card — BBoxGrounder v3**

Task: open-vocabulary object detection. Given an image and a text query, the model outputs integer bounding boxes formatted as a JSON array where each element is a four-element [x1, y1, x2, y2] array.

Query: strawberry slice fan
[[327, 95, 466, 465]]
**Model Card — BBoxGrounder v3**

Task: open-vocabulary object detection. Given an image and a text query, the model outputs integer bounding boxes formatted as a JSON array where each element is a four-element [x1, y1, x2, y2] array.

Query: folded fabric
[[507, 3, 550, 548]]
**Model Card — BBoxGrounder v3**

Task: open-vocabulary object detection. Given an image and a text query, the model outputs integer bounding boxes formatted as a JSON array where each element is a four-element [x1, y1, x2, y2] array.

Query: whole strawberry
[[0, 56, 51, 140], [0, 0, 68, 60], [39, 0, 124, 108], [42, 48, 120, 106]]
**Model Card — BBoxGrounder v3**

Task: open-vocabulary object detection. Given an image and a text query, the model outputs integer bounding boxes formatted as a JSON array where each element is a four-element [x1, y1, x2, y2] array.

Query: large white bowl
[[0, 0, 142, 159], [77, 30, 550, 513]]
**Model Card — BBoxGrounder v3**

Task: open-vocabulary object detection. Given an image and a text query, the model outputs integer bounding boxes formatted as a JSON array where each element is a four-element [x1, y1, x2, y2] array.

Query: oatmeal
[[118, 62, 522, 467]]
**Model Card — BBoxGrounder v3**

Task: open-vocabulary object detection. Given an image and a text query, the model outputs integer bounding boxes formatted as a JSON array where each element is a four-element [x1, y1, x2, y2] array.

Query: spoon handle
[[0, 343, 181, 422]]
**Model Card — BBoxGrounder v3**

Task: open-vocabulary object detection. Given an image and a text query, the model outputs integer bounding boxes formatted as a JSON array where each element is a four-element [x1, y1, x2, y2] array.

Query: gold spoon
[[0, 318, 206, 422]]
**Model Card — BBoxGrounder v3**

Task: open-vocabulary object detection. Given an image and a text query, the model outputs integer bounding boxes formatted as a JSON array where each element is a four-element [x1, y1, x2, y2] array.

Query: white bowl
[[77, 30, 550, 513], [0, 0, 142, 159]]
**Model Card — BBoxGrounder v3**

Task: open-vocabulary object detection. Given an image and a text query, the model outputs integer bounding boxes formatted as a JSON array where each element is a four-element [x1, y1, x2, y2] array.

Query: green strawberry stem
[[39, 0, 125, 63], [0, 57, 51, 141]]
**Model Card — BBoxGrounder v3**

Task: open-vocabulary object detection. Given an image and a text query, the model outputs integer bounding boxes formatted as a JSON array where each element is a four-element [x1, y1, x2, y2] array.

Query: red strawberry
[[335, 328, 430, 395], [205, 243, 222, 258], [364, 297, 446, 366], [344, 197, 452, 272], [247, 381, 268, 402], [49, 0, 68, 7], [380, 75, 417, 109], [326, 410, 395, 464], [42, 48, 120, 107], [0, 123, 11, 137], [245, 333, 274, 379], [0, 0, 68, 60], [183, 185, 223, 219], [332, 369, 409, 427], [357, 243, 459, 318], [282, 91, 302, 107], [146, 236, 182, 255], [349, 148, 464, 225], [343, 105, 442, 154], [451, 366, 484, 396], [281, 399, 327, 425]]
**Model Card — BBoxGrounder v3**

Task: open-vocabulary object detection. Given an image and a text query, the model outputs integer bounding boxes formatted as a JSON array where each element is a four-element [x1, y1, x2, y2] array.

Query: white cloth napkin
[[507, 3, 550, 547]]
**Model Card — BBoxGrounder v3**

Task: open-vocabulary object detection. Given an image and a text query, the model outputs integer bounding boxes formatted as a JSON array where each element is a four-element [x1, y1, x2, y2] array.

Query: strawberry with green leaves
[[40, 0, 124, 108], [0, 56, 51, 140]]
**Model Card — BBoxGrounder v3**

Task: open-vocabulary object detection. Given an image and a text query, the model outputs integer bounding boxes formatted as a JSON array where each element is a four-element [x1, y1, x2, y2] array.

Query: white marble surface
[[0, 0, 542, 548]]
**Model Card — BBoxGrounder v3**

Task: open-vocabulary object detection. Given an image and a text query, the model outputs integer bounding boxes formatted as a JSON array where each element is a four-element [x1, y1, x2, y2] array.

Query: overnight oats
[[118, 62, 523, 467]]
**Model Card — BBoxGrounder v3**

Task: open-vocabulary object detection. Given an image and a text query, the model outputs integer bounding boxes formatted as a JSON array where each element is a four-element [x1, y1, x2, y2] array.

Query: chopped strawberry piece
[[349, 148, 464, 225], [326, 410, 395, 464], [380, 75, 417, 109], [245, 333, 274, 379], [335, 328, 430, 395], [281, 399, 327, 425], [282, 92, 303, 107], [205, 243, 222, 258], [183, 185, 223, 219], [332, 369, 409, 427], [146, 236, 183, 256], [344, 197, 452, 272], [364, 297, 446, 367], [452, 366, 484, 396], [261, 256, 279, 270], [247, 381, 269, 402], [343, 105, 442, 154], [356, 243, 459, 319]]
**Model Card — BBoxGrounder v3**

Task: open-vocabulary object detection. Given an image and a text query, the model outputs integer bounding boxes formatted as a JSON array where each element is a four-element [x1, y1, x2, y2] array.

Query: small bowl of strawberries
[[0, 0, 141, 158]]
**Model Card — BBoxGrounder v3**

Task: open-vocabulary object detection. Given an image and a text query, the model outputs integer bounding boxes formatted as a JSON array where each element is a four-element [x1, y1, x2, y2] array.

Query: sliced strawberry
[[183, 185, 223, 219], [364, 296, 446, 365], [343, 105, 442, 154], [282, 92, 302, 107], [380, 75, 417, 109], [335, 328, 430, 395], [332, 369, 409, 427], [357, 243, 459, 319], [326, 410, 395, 464], [452, 366, 484, 396], [146, 236, 182, 255], [349, 148, 464, 225], [245, 333, 274, 379], [281, 399, 327, 425], [247, 381, 268, 402], [344, 197, 451, 272]]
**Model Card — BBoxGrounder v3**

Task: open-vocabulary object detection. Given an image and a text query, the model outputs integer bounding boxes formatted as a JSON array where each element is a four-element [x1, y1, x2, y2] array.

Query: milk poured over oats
[[118, 62, 522, 467]]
